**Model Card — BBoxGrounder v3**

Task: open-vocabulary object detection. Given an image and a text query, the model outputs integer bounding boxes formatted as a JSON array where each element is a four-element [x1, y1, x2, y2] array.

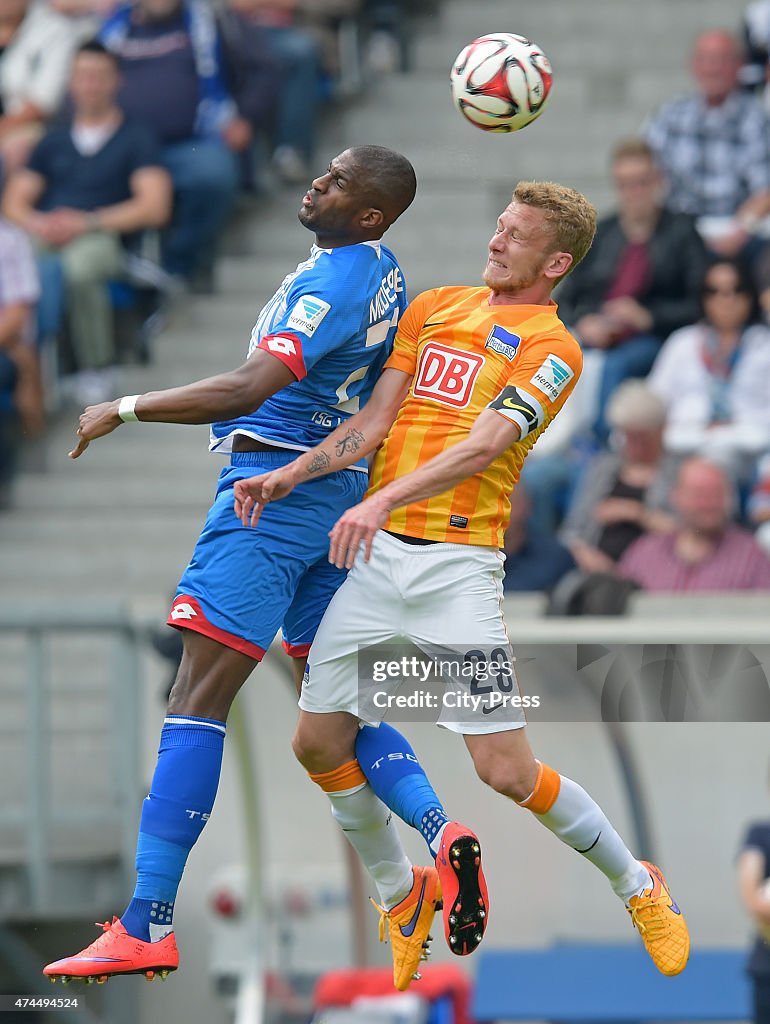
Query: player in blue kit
[[43, 146, 460, 988]]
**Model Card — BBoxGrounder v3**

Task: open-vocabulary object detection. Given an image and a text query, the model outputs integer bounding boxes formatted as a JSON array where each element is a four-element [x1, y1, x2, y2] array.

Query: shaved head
[[347, 146, 417, 228]]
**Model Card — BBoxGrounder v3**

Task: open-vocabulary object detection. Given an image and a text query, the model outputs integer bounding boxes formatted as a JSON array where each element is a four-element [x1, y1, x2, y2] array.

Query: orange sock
[[309, 759, 366, 793], [517, 760, 561, 814]]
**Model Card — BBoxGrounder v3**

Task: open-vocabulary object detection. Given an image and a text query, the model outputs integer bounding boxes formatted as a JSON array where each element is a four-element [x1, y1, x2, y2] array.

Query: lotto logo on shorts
[[170, 598, 199, 620], [413, 343, 484, 408]]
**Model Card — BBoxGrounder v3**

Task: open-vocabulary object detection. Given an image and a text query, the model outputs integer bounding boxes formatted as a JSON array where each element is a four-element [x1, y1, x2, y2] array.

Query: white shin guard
[[535, 775, 650, 902], [328, 783, 414, 909]]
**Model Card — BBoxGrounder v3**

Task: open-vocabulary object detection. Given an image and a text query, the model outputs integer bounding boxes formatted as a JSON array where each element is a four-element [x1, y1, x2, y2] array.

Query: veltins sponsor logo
[[529, 353, 574, 399], [413, 342, 484, 408], [286, 295, 331, 336], [484, 325, 521, 361]]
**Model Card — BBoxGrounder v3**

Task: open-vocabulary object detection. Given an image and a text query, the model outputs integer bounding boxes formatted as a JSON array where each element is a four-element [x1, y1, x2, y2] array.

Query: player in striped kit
[[43, 146, 453, 988], [235, 181, 691, 979]]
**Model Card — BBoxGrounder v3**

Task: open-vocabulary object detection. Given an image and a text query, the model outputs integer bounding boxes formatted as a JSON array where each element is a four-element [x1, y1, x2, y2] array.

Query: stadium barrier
[[473, 945, 751, 1021]]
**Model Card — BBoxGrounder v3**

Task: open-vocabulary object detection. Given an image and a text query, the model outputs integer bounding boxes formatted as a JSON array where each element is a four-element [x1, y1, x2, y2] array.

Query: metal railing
[[0, 605, 143, 921]]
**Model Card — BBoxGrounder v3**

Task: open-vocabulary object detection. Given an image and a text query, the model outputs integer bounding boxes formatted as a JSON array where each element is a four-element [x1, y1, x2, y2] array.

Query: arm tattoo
[[335, 428, 365, 457], [306, 451, 331, 475]]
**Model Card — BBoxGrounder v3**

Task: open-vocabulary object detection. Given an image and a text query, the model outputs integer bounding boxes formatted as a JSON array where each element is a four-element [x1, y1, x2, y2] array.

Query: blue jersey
[[210, 240, 406, 470]]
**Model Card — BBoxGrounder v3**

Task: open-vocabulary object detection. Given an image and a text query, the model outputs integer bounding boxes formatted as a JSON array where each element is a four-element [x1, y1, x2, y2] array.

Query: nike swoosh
[[399, 876, 427, 937], [575, 831, 601, 854], [648, 868, 664, 898], [72, 957, 127, 962], [423, 321, 446, 328], [669, 900, 682, 915]]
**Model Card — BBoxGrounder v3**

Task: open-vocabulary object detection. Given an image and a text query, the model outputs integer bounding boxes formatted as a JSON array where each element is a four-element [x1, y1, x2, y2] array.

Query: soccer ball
[[450, 33, 553, 133]]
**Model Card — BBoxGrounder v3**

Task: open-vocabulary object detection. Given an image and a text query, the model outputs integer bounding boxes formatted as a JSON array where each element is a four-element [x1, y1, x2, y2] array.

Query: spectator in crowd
[[619, 457, 770, 592], [501, 485, 575, 593], [49, 0, 115, 14], [228, 0, 359, 184], [560, 381, 677, 576], [2, 41, 171, 405], [742, 0, 770, 102], [556, 138, 707, 438], [216, 1, 281, 190], [100, 0, 250, 287], [297, 0, 361, 77], [0, 216, 41, 509], [737, 777, 770, 1024], [643, 30, 770, 268], [518, 363, 600, 533], [749, 454, 770, 555], [647, 257, 770, 483], [0, 0, 96, 173], [364, 0, 408, 74]]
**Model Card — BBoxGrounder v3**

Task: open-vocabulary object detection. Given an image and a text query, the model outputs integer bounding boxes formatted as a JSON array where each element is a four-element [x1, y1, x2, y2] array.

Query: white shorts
[[299, 530, 527, 734]]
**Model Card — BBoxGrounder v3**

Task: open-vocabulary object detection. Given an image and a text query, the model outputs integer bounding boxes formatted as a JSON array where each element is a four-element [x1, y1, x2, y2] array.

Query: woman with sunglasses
[[646, 257, 770, 482]]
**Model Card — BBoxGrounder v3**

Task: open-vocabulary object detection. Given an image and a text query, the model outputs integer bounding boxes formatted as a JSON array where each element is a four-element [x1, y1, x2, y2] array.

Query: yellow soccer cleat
[[628, 860, 690, 976], [371, 865, 442, 991]]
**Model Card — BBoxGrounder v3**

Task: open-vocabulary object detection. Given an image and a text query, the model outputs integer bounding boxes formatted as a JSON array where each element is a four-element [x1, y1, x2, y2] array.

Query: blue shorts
[[168, 451, 367, 660]]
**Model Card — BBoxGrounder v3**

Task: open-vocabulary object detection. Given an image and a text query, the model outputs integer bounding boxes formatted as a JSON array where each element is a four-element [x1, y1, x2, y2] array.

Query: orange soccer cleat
[[628, 861, 690, 976], [43, 917, 179, 984], [435, 822, 489, 956], [371, 865, 441, 991]]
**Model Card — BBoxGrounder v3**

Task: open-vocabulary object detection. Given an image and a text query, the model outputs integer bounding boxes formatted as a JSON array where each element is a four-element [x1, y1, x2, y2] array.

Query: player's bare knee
[[166, 668, 238, 720], [472, 751, 533, 802], [167, 685, 228, 720], [166, 633, 254, 719], [292, 725, 325, 773]]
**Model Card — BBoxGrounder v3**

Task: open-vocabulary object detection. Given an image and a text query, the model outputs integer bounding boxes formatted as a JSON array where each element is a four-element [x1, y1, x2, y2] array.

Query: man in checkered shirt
[[643, 29, 770, 265]]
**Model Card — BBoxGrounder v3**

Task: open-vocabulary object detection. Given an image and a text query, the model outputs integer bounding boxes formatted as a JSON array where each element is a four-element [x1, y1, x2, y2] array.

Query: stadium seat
[[473, 945, 751, 1022]]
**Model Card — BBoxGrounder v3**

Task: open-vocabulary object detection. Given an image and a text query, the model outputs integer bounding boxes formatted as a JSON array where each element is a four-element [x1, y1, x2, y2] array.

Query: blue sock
[[356, 722, 449, 857], [121, 715, 226, 941]]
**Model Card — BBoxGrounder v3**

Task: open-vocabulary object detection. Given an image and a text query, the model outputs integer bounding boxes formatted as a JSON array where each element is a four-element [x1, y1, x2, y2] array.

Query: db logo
[[413, 343, 484, 408]]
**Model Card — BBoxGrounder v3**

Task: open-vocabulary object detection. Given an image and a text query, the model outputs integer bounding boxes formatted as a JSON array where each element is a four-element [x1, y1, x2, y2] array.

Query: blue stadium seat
[[473, 945, 751, 1022]]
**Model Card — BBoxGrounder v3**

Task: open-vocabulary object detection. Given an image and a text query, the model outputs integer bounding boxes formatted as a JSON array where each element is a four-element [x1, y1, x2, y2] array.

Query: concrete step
[[417, 0, 746, 72], [11, 466, 215, 508]]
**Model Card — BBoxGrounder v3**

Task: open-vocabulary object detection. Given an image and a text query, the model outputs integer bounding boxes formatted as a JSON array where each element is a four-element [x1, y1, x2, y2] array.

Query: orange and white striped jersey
[[367, 285, 583, 546]]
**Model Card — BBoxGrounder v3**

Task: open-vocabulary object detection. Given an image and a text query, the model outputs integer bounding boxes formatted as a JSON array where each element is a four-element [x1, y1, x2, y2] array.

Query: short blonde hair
[[606, 380, 667, 431], [512, 180, 597, 277], [611, 137, 658, 166]]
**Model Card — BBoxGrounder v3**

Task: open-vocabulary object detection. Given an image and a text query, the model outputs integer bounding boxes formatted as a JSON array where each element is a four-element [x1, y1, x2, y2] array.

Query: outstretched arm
[[233, 368, 411, 524], [69, 349, 297, 458], [329, 408, 521, 567]]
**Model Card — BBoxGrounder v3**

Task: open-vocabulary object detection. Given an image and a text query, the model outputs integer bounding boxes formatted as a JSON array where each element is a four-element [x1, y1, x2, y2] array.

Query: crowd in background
[[1, 0, 770, 602], [0, 0, 417, 503], [507, 21, 770, 604]]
